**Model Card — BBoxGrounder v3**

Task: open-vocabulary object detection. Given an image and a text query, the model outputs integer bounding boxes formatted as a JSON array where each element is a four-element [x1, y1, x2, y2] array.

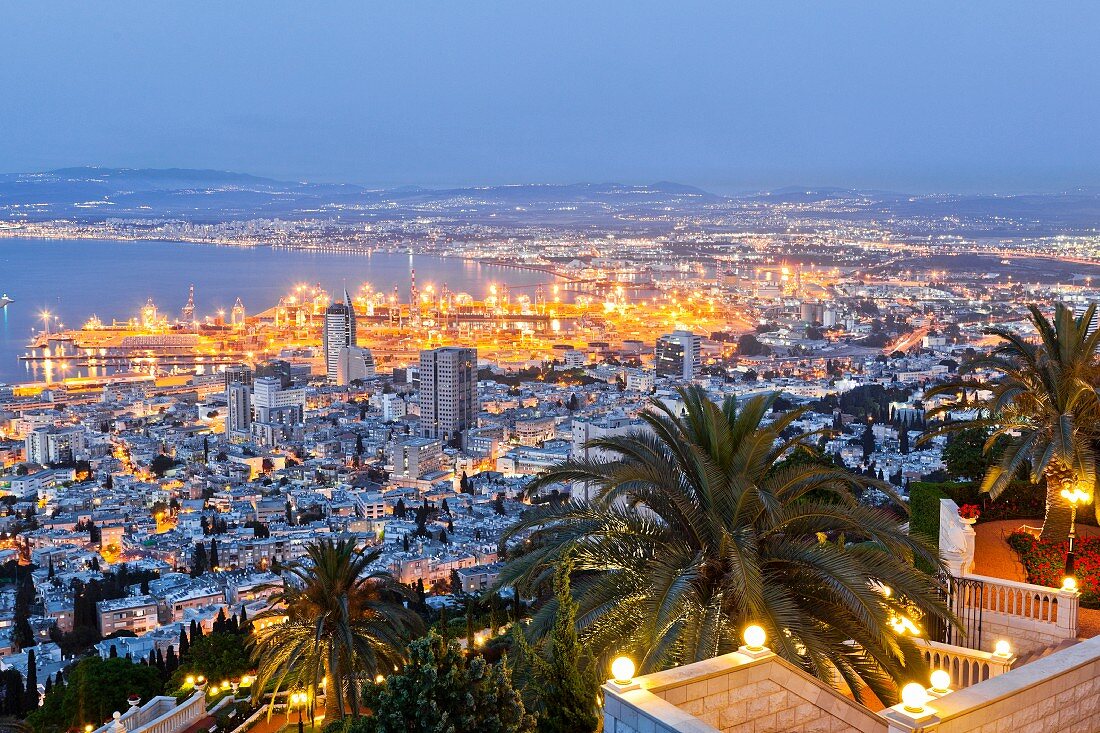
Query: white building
[[562, 349, 587, 369], [336, 346, 377, 385], [25, 425, 85, 464], [655, 330, 702, 381]]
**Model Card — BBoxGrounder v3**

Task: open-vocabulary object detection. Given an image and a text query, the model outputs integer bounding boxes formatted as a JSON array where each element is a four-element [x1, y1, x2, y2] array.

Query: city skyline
[[2, 2, 1099, 193]]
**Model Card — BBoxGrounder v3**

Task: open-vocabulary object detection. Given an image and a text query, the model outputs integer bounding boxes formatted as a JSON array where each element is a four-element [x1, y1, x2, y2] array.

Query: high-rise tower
[[323, 289, 357, 383], [419, 346, 478, 446]]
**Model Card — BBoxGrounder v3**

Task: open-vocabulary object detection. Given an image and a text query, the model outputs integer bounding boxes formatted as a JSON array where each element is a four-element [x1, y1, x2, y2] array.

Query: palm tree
[[500, 387, 952, 705], [925, 303, 1100, 540], [250, 538, 424, 720]]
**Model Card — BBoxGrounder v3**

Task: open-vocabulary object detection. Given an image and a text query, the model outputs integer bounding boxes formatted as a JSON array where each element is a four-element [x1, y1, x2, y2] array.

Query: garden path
[[973, 518, 1100, 639]]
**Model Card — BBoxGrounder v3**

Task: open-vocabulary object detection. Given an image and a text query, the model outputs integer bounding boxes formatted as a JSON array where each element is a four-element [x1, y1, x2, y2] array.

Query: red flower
[[958, 504, 981, 520]]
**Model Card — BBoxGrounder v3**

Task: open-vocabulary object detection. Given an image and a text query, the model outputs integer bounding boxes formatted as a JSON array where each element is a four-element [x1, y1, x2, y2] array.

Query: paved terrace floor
[[973, 518, 1100, 639]]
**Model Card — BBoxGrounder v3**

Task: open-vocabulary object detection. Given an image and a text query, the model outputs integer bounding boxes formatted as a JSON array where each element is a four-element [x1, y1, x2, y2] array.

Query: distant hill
[[1, 167, 1099, 235], [0, 167, 725, 220]]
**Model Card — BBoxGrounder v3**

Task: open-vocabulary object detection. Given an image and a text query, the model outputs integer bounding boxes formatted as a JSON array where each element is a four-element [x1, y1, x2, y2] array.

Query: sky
[[1, 1, 1098, 194]]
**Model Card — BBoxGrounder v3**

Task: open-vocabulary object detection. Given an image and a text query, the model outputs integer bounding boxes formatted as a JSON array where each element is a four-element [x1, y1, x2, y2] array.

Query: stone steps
[[1012, 638, 1079, 668]]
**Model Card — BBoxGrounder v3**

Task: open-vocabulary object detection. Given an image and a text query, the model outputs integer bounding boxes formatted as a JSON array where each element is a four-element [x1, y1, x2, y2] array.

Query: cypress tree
[[179, 626, 190, 658], [209, 538, 219, 570], [512, 557, 600, 733], [191, 542, 208, 577], [23, 649, 37, 712], [465, 599, 475, 652]]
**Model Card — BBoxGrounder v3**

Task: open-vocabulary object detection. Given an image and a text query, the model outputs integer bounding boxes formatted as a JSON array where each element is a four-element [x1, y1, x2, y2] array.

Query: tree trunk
[[1039, 464, 1074, 542], [323, 671, 344, 722]]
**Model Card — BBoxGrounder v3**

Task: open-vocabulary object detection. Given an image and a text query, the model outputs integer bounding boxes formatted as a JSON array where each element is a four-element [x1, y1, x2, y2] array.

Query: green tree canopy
[[28, 657, 162, 733], [500, 386, 952, 705], [360, 633, 535, 733], [169, 631, 251, 691]]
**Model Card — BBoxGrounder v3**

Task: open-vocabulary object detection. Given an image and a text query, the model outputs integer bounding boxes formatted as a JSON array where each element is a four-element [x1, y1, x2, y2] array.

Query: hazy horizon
[[2, 2, 1099, 194]]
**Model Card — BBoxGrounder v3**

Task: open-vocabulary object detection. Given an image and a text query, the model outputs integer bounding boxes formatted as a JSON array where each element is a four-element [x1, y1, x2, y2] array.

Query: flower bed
[[1006, 531, 1100, 608]]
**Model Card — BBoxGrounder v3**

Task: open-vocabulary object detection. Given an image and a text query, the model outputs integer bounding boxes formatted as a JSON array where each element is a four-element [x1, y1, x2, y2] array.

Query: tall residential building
[[419, 346, 477, 445], [223, 364, 253, 391], [255, 359, 293, 389], [226, 381, 252, 435], [323, 289, 357, 383], [252, 376, 306, 425], [25, 425, 86, 464], [655, 330, 702, 381]]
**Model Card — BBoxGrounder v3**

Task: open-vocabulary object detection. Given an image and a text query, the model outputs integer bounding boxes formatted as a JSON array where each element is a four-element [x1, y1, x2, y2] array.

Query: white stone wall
[[979, 611, 1070, 657], [603, 652, 886, 733], [885, 635, 1100, 732]]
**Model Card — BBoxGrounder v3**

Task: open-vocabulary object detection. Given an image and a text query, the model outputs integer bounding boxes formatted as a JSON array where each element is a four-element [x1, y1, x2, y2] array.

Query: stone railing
[[965, 573, 1065, 624], [883, 635, 1100, 732], [957, 572, 1078, 655], [93, 692, 206, 733], [912, 638, 1013, 689], [602, 637, 1100, 733]]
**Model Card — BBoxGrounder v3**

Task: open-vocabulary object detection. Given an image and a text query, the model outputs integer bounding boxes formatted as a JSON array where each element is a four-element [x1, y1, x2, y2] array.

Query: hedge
[[909, 482, 949, 573]]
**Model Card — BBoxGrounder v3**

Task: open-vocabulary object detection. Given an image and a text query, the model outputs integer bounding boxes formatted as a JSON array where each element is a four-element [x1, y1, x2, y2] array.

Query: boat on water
[[0, 294, 13, 308]]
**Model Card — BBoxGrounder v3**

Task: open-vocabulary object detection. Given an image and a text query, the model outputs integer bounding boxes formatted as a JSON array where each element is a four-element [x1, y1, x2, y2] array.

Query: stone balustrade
[[958, 573, 1079, 655], [883, 635, 1100, 732], [912, 638, 1014, 689], [937, 497, 1081, 654], [93, 691, 206, 733]]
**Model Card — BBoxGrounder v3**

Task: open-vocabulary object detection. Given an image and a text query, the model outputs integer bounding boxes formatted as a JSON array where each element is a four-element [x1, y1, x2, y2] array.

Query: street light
[[1060, 485, 1092, 575], [290, 691, 306, 733]]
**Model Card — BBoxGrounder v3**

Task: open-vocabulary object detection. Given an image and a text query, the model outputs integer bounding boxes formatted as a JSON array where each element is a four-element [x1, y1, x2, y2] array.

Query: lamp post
[[290, 691, 305, 733], [1060, 486, 1092, 575]]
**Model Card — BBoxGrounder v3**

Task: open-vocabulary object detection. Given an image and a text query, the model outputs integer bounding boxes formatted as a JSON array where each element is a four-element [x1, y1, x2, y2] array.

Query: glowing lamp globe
[[611, 656, 636, 684], [1063, 576, 1078, 591], [900, 683, 929, 713], [930, 669, 951, 693], [743, 624, 767, 651], [994, 640, 1011, 657], [374, 674, 385, 684]]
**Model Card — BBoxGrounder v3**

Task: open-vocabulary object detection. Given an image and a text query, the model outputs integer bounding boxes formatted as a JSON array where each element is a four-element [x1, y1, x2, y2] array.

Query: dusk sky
[[2, 1, 1098, 193]]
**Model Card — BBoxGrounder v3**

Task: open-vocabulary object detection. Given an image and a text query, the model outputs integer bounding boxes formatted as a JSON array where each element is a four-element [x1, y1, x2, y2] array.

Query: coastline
[[0, 229, 573, 279]]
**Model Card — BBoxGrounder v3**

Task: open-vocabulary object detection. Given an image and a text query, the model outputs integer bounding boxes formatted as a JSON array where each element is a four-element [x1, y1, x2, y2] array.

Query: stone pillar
[[939, 499, 975, 576], [1057, 588, 1080, 638]]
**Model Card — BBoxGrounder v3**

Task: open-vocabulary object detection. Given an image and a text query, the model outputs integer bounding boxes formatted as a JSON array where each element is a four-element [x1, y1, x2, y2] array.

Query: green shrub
[[909, 483, 948, 573]]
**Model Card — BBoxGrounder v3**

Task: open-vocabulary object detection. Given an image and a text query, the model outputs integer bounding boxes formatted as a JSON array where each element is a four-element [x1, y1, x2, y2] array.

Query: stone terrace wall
[[885, 635, 1100, 732], [604, 651, 887, 733]]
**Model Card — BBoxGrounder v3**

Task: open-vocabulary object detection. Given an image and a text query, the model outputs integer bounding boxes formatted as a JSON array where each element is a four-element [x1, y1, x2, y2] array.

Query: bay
[[0, 237, 555, 385]]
